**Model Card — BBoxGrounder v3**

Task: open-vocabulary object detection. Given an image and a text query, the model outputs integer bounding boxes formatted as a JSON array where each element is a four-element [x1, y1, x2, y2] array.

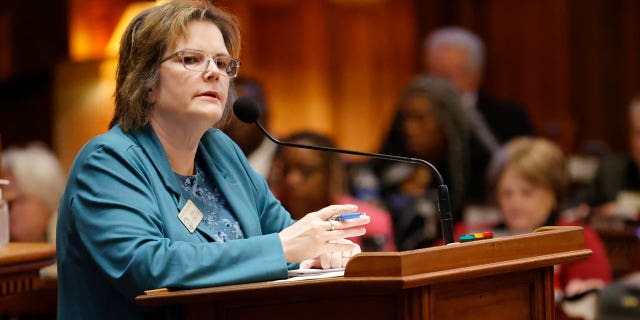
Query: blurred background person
[[364, 75, 469, 250], [269, 131, 396, 252], [2, 142, 66, 280], [223, 77, 277, 178], [573, 95, 640, 319], [446, 137, 611, 319], [598, 266, 640, 320], [2, 142, 66, 244], [578, 93, 640, 223], [424, 26, 534, 207]]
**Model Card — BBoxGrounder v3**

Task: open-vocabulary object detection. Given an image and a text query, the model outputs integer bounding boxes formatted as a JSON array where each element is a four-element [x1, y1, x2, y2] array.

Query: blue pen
[[330, 212, 363, 221]]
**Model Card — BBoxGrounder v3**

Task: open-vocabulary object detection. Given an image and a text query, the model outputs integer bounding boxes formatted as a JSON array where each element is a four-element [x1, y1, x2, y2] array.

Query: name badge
[[178, 199, 203, 233]]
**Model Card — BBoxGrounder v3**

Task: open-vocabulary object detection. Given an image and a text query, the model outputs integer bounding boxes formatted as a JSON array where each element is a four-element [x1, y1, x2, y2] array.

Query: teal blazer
[[57, 125, 295, 319]]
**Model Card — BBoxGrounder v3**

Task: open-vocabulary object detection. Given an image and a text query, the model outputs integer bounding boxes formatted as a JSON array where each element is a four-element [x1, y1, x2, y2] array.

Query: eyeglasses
[[160, 49, 241, 78]]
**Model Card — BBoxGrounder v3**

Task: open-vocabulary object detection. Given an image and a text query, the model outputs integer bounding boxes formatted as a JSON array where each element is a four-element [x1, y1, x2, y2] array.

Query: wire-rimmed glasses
[[160, 49, 241, 78]]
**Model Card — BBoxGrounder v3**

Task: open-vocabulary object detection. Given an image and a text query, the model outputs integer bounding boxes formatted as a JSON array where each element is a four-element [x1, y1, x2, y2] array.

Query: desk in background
[[591, 217, 640, 279], [0, 242, 57, 317]]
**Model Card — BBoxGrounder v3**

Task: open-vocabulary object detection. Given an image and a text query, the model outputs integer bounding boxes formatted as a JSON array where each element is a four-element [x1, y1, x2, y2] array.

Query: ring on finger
[[328, 219, 335, 231]]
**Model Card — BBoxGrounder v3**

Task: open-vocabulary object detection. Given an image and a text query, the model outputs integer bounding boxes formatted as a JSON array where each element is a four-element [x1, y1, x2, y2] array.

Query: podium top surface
[[345, 225, 590, 278], [136, 226, 591, 307]]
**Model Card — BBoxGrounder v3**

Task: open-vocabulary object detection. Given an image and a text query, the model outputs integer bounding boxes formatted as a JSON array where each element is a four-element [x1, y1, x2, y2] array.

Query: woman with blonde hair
[[449, 137, 611, 309]]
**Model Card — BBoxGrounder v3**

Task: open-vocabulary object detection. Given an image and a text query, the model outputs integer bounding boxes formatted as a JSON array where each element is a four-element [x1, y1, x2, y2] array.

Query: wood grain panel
[[430, 271, 535, 319], [67, 0, 136, 61], [485, 0, 574, 148], [328, 0, 418, 154], [568, 0, 640, 152], [222, 0, 417, 154], [53, 60, 115, 170], [232, 1, 333, 138]]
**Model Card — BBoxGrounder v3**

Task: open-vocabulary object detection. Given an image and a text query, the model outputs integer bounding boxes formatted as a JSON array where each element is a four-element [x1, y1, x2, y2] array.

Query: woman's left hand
[[299, 239, 361, 269]]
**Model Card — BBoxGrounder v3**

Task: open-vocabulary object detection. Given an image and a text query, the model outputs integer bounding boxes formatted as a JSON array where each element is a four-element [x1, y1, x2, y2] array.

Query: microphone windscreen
[[233, 96, 261, 123]]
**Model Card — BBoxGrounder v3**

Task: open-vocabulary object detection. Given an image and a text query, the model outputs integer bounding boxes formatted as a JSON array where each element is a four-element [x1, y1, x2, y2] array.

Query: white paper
[[274, 268, 345, 282]]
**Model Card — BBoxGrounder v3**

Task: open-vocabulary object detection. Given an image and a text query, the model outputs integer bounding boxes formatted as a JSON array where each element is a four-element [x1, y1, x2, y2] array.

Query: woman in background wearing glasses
[[56, 1, 369, 318]]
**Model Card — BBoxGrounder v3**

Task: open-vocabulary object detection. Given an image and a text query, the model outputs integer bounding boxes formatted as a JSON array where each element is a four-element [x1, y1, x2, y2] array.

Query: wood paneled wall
[[568, 0, 640, 153], [67, 0, 137, 61], [217, 0, 418, 155], [2, 0, 639, 170], [416, 0, 640, 153], [0, 0, 67, 148], [221, 0, 640, 155]]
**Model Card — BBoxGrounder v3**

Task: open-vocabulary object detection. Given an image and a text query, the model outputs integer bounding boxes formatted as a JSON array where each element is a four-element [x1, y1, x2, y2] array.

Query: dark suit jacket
[[466, 91, 535, 204], [581, 154, 640, 206]]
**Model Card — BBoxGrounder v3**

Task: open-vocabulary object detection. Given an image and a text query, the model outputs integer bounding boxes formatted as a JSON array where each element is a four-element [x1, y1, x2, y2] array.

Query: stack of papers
[[274, 268, 345, 282]]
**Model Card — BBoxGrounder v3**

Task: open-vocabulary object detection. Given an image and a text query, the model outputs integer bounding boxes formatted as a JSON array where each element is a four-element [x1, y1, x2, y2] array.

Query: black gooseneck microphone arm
[[233, 97, 454, 245]]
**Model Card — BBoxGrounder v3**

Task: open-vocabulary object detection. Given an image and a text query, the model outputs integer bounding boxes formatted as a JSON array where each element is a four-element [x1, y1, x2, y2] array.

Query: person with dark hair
[[56, 1, 369, 318], [269, 131, 396, 252], [367, 75, 470, 250]]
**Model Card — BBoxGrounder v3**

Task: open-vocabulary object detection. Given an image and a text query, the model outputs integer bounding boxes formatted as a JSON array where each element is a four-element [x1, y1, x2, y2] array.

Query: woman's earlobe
[[146, 87, 156, 104]]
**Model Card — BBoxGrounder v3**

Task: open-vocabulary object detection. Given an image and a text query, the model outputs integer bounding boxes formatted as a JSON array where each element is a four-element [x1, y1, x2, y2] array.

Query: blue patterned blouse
[[175, 162, 245, 242]]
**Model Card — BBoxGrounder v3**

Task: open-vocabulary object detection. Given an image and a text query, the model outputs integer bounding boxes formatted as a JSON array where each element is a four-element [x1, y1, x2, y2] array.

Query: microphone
[[233, 96, 455, 245]]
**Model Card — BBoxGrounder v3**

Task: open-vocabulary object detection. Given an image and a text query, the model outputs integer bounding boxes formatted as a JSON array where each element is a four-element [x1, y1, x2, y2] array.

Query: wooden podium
[[136, 226, 591, 320]]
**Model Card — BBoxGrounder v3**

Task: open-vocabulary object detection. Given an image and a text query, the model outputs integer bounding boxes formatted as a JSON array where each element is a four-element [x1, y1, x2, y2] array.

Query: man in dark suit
[[424, 26, 534, 206]]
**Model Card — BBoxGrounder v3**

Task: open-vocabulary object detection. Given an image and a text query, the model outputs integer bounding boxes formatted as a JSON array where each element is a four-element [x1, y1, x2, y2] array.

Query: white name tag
[[178, 199, 203, 233]]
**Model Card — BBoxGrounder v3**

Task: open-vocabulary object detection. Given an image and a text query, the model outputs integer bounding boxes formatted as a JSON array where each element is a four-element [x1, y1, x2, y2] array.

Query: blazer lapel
[[128, 125, 182, 200], [128, 126, 218, 240], [198, 141, 262, 238]]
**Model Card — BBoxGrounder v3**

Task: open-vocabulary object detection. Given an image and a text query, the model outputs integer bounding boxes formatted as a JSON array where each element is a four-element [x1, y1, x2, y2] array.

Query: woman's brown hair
[[487, 137, 569, 206], [110, 0, 241, 131]]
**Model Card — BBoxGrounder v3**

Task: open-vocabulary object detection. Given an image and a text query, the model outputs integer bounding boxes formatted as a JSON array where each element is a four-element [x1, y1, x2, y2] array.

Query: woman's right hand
[[278, 204, 370, 263]]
